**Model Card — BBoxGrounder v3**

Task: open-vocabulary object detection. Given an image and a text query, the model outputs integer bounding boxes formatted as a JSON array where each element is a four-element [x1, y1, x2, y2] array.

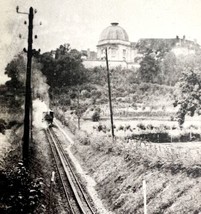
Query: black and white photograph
[[0, 0, 201, 213]]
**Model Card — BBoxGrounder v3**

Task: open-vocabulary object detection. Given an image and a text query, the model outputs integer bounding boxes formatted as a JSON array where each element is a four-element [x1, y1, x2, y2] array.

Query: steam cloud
[[32, 99, 49, 129], [32, 68, 50, 129]]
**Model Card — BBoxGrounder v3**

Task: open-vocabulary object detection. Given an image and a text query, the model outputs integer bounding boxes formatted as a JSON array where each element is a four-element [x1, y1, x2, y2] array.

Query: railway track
[[45, 127, 96, 214]]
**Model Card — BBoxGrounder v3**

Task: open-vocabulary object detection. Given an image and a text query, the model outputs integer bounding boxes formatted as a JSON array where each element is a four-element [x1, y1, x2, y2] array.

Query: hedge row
[[126, 132, 201, 143]]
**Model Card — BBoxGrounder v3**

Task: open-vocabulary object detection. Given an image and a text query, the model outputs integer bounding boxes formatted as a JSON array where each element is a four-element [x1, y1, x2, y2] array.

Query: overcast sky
[[1, 0, 201, 83]]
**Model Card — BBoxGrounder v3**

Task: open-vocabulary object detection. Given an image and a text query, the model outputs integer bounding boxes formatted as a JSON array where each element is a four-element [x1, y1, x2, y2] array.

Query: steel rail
[[50, 127, 96, 214], [45, 129, 79, 214], [47, 127, 94, 214]]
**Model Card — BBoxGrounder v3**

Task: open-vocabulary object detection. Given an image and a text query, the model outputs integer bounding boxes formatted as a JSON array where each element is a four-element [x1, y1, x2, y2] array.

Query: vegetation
[[3, 37, 201, 214], [174, 70, 201, 128], [0, 162, 43, 214], [72, 129, 201, 214], [39, 44, 87, 88], [138, 50, 161, 83], [92, 108, 101, 122]]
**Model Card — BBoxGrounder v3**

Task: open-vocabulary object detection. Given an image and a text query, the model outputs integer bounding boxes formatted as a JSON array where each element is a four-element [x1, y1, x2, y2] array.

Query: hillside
[[48, 118, 201, 214]]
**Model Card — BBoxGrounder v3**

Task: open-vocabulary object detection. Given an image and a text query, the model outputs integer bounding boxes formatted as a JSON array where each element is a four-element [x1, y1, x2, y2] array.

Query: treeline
[[137, 46, 201, 86]]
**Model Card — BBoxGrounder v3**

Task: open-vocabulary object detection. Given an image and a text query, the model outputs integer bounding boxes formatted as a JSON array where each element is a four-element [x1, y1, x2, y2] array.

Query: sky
[[1, 0, 201, 83]]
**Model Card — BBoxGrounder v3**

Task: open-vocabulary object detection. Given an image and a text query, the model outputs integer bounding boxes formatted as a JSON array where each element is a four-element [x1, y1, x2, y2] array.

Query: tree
[[5, 53, 26, 94], [159, 52, 177, 85], [138, 50, 161, 83], [39, 44, 87, 89], [174, 70, 201, 128]]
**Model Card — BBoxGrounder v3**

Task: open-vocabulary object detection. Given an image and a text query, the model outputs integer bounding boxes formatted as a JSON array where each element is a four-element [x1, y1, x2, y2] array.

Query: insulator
[[24, 21, 27, 25], [16, 6, 19, 13], [34, 35, 38, 39], [23, 48, 27, 53]]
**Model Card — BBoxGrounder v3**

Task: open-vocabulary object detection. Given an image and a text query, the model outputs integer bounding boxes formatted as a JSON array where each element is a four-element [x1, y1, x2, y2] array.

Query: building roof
[[98, 23, 129, 43]]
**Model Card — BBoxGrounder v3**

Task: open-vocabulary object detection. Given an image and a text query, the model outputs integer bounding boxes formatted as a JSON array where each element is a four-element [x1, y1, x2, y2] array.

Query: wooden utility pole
[[23, 7, 34, 166], [105, 48, 115, 139], [16, 6, 41, 166], [77, 89, 81, 130]]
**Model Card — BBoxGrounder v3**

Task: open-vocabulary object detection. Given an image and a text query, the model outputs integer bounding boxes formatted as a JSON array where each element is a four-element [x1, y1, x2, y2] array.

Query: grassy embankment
[[71, 132, 201, 214], [55, 104, 201, 214]]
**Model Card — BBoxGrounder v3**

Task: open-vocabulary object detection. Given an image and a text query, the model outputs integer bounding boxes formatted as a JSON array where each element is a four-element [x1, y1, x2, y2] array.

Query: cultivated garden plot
[[80, 115, 201, 143]]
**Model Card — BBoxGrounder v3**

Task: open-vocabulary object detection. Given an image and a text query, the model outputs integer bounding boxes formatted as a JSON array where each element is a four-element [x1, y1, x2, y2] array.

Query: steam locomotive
[[42, 110, 54, 126]]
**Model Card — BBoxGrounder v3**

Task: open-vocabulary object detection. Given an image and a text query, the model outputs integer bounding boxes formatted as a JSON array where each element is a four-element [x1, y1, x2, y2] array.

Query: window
[[123, 49, 126, 57], [111, 48, 116, 58]]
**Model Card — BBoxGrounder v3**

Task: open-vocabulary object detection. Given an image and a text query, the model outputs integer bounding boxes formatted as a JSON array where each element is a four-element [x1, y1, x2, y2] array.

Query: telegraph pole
[[17, 6, 41, 166], [105, 48, 115, 139], [16, 6, 35, 166], [23, 7, 34, 166]]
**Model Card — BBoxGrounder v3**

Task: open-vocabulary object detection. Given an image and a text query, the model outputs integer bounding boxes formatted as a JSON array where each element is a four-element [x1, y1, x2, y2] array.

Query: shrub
[[92, 111, 100, 122], [125, 124, 131, 130], [79, 136, 91, 145], [188, 125, 198, 130], [119, 125, 124, 130], [146, 124, 154, 130], [81, 90, 91, 98], [97, 124, 103, 132], [137, 123, 146, 130], [132, 103, 138, 110], [0, 162, 43, 213], [172, 125, 177, 130], [158, 124, 171, 131]]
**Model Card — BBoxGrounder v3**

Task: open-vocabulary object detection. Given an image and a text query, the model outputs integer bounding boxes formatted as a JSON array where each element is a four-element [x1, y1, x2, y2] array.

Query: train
[[42, 110, 54, 126]]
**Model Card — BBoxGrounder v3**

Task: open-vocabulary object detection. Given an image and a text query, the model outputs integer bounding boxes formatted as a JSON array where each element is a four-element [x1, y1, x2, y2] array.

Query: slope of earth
[[53, 119, 113, 214], [70, 132, 201, 214]]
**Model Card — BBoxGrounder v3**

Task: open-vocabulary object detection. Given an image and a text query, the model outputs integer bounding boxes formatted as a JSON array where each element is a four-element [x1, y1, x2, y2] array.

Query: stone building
[[83, 23, 200, 69], [97, 22, 137, 62], [83, 23, 139, 69]]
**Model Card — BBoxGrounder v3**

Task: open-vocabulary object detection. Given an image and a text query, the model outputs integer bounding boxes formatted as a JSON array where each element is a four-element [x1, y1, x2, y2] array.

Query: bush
[[79, 135, 91, 145], [137, 123, 146, 130], [81, 90, 91, 98], [97, 124, 103, 132], [0, 162, 44, 213], [118, 125, 124, 131], [125, 124, 131, 130], [146, 124, 154, 130], [92, 111, 100, 122]]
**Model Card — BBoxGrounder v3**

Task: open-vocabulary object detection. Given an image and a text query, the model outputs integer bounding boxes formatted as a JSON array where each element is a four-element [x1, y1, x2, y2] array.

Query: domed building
[[82, 23, 139, 69], [82, 23, 200, 69], [97, 22, 136, 63]]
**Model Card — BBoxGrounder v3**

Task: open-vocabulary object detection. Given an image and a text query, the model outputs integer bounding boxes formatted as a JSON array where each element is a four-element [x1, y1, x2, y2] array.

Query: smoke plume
[[32, 68, 50, 129]]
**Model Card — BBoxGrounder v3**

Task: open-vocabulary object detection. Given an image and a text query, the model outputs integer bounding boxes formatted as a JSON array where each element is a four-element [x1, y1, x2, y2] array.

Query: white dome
[[98, 23, 129, 43]]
